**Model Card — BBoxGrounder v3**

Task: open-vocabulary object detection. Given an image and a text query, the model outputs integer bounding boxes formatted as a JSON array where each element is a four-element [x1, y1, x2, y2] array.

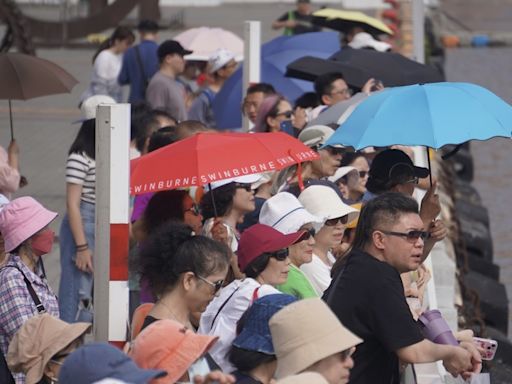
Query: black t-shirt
[[276, 11, 321, 35], [323, 249, 424, 384]]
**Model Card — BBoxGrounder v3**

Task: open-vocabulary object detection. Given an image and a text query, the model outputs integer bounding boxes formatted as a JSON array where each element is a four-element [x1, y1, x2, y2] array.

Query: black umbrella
[[329, 48, 444, 87], [285, 56, 371, 89]]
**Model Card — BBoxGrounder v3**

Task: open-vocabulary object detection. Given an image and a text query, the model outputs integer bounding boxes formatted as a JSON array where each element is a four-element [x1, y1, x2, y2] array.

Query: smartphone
[[280, 120, 295, 136], [473, 337, 498, 360]]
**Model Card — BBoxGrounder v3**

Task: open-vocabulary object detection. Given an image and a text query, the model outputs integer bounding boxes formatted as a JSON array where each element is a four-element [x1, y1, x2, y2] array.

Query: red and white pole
[[94, 104, 131, 346]]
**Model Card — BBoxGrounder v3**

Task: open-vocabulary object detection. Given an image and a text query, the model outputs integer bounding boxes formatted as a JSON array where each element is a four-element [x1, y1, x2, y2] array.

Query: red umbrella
[[130, 132, 318, 195]]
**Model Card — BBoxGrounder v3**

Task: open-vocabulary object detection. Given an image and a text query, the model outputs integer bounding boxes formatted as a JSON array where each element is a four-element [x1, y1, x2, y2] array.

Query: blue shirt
[[118, 40, 159, 103]]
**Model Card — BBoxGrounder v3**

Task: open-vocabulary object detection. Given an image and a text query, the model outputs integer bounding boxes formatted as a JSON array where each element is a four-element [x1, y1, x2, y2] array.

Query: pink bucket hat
[[0, 196, 58, 252]]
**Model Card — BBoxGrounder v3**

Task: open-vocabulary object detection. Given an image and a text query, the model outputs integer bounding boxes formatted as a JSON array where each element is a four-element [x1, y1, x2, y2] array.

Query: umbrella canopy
[[312, 8, 393, 36], [174, 27, 244, 61], [0, 53, 78, 99], [324, 82, 512, 151], [212, 32, 341, 130], [130, 131, 318, 195], [330, 48, 444, 87], [307, 92, 367, 127], [285, 56, 370, 88]]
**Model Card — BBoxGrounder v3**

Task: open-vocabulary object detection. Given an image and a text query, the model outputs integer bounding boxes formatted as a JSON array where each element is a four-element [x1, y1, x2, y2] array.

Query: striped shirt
[[0, 255, 59, 384], [66, 152, 96, 204]]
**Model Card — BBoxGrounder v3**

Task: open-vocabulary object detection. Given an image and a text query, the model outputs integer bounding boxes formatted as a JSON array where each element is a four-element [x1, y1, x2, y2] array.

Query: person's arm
[[272, 12, 296, 30], [397, 339, 480, 378], [0, 142, 21, 193], [66, 183, 93, 273]]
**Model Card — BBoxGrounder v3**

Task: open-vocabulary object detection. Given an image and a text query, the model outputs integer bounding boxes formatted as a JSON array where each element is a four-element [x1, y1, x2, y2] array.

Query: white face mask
[[176, 356, 211, 384]]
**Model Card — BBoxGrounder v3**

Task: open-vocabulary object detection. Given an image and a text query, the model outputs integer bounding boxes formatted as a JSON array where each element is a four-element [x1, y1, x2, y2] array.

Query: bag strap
[[134, 45, 149, 91], [210, 284, 243, 329], [1, 265, 45, 313]]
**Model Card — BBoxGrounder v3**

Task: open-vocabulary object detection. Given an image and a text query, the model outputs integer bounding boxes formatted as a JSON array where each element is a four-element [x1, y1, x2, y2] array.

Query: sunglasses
[[184, 203, 200, 216], [359, 171, 368, 178], [325, 146, 345, 156], [234, 183, 253, 192], [275, 110, 293, 119], [196, 274, 224, 293], [340, 347, 355, 361], [298, 227, 316, 241], [379, 230, 430, 242], [269, 248, 289, 261], [324, 215, 349, 227]]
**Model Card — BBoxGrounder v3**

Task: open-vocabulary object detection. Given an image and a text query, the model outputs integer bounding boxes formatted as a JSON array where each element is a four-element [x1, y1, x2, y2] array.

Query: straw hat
[[277, 372, 329, 384], [130, 319, 217, 384], [269, 298, 362, 379], [298, 185, 359, 224], [7, 313, 91, 384]]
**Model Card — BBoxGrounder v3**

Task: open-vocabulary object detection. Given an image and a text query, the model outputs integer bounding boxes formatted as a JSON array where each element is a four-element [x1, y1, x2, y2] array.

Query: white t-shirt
[[198, 278, 279, 372], [299, 252, 336, 296], [95, 49, 123, 80]]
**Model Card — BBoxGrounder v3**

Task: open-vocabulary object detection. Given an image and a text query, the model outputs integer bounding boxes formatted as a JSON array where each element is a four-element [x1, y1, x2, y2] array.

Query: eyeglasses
[[275, 110, 293, 119], [379, 230, 430, 242], [196, 274, 224, 293], [298, 227, 316, 241], [324, 215, 349, 226], [184, 203, 200, 216], [269, 248, 289, 261], [331, 88, 353, 97], [234, 183, 253, 192], [325, 146, 345, 156]]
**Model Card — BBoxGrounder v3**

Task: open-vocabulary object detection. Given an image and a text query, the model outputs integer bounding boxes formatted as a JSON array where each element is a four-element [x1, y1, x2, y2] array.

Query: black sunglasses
[[324, 215, 349, 227], [379, 230, 430, 242], [359, 171, 368, 178], [269, 248, 289, 261], [275, 110, 293, 119], [325, 146, 345, 156], [234, 183, 253, 192], [196, 274, 224, 293], [185, 203, 200, 216], [298, 227, 316, 241]]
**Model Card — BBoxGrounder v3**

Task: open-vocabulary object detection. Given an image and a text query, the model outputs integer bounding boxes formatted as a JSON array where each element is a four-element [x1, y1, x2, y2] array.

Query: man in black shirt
[[272, 0, 321, 36], [323, 192, 481, 384]]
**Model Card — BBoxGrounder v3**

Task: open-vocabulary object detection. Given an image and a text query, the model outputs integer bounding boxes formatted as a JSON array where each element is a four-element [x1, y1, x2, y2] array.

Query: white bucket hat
[[348, 32, 391, 52], [204, 173, 262, 192], [298, 125, 341, 148], [208, 48, 236, 74], [327, 166, 359, 184], [298, 185, 359, 224], [76, 95, 116, 123], [270, 298, 362, 379], [259, 192, 324, 234]]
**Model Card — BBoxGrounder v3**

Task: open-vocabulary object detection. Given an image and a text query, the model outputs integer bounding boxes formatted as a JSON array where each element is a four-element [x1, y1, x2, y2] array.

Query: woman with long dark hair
[[58, 119, 96, 323], [81, 26, 135, 103]]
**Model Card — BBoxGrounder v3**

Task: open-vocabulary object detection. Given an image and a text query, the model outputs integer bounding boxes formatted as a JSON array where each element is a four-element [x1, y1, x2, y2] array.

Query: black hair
[[139, 222, 230, 297], [244, 253, 271, 277], [92, 26, 135, 63], [229, 346, 276, 372], [175, 120, 208, 139], [150, 109, 178, 126], [134, 114, 160, 152], [142, 190, 189, 234], [246, 83, 276, 96], [200, 183, 237, 220], [331, 192, 419, 277], [147, 126, 178, 153], [294, 92, 320, 109], [130, 102, 152, 141], [69, 119, 95, 159], [339, 151, 365, 167], [314, 72, 345, 102]]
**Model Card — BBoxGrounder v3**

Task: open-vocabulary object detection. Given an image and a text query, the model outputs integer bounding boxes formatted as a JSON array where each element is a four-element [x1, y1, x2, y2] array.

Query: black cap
[[157, 40, 193, 61], [366, 149, 429, 193], [137, 20, 160, 33]]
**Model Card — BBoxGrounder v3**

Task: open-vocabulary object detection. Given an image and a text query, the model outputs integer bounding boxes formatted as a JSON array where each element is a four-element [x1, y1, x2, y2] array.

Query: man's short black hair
[[246, 83, 276, 96], [314, 72, 345, 99]]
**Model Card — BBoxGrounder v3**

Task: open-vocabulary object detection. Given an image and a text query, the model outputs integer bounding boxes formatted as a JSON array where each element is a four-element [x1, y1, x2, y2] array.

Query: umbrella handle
[[8, 100, 14, 140], [425, 146, 433, 188], [209, 183, 218, 217]]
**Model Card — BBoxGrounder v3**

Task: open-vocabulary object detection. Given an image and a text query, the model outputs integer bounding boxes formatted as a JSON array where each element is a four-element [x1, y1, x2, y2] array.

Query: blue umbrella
[[213, 32, 341, 130], [325, 82, 512, 185]]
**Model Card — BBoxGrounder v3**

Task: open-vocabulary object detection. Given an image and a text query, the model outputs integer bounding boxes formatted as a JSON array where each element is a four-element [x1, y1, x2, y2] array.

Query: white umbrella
[[174, 27, 243, 61]]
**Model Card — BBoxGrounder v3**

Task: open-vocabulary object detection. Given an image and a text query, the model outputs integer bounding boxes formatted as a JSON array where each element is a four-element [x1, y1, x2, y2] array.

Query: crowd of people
[[0, 1, 488, 383]]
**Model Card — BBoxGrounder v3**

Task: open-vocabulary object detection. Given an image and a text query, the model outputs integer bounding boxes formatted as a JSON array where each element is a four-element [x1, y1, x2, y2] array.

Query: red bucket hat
[[237, 224, 305, 273]]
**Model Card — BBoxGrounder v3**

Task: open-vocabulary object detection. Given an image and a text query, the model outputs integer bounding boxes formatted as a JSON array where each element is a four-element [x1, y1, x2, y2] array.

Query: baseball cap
[[208, 49, 237, 74], [366, 149, 429, 193], [59, 343, 166, 384], [157, 40, 193, 61], [259, 192, 323, 234], [237, 224, 305, 273], [137, 20, 159, 33], [327, 166, 359, 184], [298, 125, 344, 148]]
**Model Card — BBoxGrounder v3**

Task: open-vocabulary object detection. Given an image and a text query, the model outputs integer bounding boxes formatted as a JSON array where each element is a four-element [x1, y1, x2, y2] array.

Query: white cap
[[259, 192, 324, 234], [208, 49, 236, 74], [205, 173, 262, 192], [298, 125, 344, 148], [327, 166, 359, 183], [78, 95, 116, 122], [299, 185, 359, 224], [348, 32, 391, 52]]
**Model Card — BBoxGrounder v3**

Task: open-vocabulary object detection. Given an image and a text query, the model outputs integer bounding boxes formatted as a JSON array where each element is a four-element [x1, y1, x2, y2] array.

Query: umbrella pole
[[425, 146, 433, 187], [208, 183, 218, 217], [8, 100, 14, 140]]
